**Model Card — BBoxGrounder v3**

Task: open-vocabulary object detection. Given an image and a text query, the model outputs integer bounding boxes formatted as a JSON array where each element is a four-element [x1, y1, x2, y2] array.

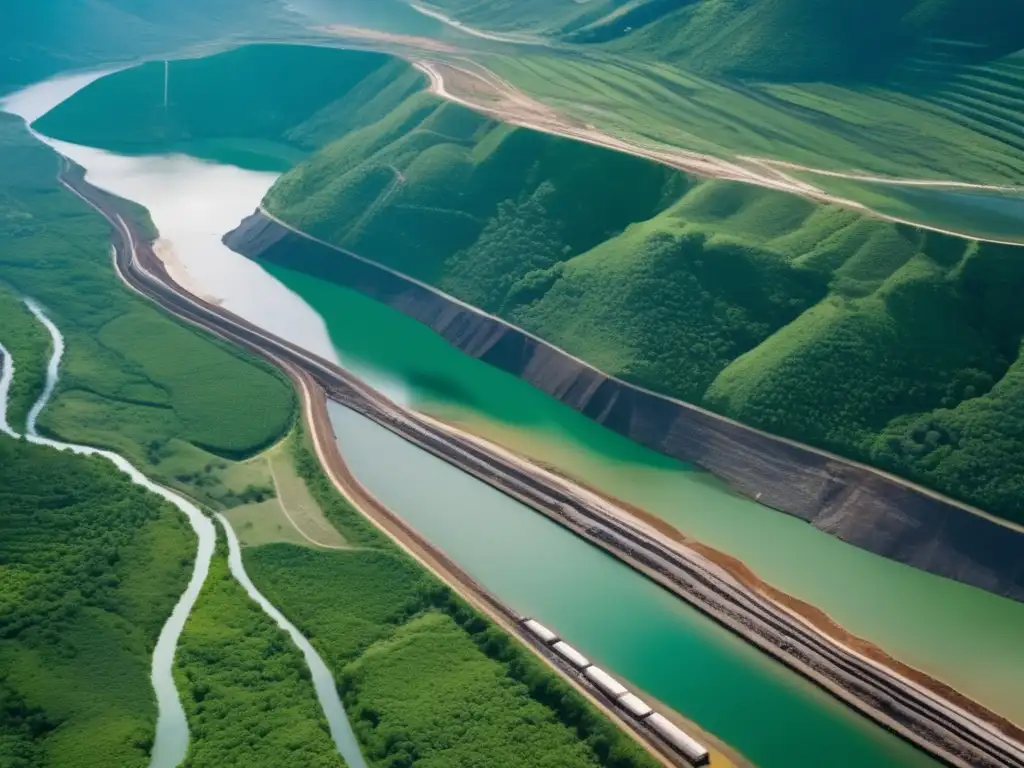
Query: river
[[5, 72, 1023, 768], [2, 298, 367, 768]]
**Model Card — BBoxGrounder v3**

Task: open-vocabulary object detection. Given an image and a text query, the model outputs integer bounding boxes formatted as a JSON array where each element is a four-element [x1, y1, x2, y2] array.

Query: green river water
[[25, 118, 1020, 767], [270, 264, 1024, 726]]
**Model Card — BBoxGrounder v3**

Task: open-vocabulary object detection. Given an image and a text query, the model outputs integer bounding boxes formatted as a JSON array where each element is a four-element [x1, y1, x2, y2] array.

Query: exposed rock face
[[225, 211, 1024, 603]]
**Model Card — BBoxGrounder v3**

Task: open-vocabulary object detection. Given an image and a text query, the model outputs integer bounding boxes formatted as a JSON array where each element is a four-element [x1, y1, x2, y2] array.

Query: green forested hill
[[39, 45, 1024, 523], [258, 70, 1024, 525], [33, 46, 405, 159]]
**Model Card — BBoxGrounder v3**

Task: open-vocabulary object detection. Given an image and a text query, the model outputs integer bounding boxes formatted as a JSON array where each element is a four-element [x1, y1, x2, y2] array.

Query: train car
[[616, 692, 653, 719], [584, 665, 628, 699], [646, 713, 710, 767], [521, 618, 559, 646], [552, 641, 591, 670]]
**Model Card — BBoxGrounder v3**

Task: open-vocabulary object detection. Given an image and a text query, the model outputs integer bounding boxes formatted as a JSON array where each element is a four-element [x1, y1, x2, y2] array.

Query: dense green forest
[[0, 437, 194, 767], [173, 544, 345, 768], [242, 425, 660, 768], [0, 114, 295, 508], [254, 79, 1024, 525]]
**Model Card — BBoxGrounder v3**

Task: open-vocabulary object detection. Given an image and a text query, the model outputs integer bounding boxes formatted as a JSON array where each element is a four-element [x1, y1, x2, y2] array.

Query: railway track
[[58, 159, 1024, 768]]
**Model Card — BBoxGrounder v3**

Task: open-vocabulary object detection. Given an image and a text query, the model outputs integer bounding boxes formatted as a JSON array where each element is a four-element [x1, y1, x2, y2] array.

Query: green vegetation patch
[[244, 426, 660, 768], [342, 612, 613, 768], [0, 114, 295, 507], [0, 286, 49, 430], [0, 437, 194, 768], [173, 545, 345, 768]]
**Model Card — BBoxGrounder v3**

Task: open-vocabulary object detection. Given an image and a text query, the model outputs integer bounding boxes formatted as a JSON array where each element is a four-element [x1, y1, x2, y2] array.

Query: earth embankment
[[225, 209, 1024, 604]]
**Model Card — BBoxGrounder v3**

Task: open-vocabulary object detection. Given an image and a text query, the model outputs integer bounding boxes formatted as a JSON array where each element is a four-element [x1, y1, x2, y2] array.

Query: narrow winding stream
[[0, 342, 16, 437], [7, 300, 366, 768]]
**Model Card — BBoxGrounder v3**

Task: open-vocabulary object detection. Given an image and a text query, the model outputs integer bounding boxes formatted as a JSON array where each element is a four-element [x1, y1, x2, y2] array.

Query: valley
[[2, 4, 1024, 768]]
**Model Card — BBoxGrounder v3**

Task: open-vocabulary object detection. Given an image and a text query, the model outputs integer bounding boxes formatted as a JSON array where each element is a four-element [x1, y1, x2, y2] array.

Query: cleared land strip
[[57, 155, 1024, 768]]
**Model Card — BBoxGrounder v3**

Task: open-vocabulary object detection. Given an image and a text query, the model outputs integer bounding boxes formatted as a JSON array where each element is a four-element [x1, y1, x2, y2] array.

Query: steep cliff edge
[[225, 211, 1024, 602]]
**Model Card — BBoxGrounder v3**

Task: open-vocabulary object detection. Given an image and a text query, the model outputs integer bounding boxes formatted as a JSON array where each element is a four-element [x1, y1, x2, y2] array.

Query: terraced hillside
[[411, 0, 1024, 191], [416, 0, 1024, 81]]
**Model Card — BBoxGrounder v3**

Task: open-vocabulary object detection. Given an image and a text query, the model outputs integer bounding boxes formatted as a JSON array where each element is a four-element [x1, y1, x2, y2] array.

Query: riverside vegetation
[[0, 288, 49, 429], [172, 546, 345, 768], [0, 438, 194, 768], [37, 44, 1024, 526], [244, 424, 663, 768], [0, 112, 296, 509]]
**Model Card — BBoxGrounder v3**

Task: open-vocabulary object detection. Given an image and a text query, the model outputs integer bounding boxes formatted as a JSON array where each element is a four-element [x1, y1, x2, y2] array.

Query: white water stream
[[0, 343, 17, 437], [5, 300, 367, 768]]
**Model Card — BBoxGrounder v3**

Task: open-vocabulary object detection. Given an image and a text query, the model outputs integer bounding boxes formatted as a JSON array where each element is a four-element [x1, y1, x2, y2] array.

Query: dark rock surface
[[225, 211, 1024, 602]]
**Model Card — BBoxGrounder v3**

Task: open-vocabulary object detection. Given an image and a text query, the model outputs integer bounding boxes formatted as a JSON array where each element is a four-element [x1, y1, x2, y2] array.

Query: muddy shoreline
[[223, 209, 1024, 605]]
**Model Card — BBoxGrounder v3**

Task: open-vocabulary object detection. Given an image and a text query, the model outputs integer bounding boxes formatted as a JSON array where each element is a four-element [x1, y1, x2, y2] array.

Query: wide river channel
[[6, 72, 1023, 768]]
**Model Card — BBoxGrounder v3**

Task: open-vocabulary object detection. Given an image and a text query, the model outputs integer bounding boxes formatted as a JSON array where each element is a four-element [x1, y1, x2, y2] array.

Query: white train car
[[552, 641, 591, 670], [616, 692, 653, 719], [584, 666, 628, 699], [521, 618, 560, 646], [646, 713, 710, 766]]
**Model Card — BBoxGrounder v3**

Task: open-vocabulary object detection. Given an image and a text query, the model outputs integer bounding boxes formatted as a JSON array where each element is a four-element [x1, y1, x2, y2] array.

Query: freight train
[[521, 618, 711, 767]]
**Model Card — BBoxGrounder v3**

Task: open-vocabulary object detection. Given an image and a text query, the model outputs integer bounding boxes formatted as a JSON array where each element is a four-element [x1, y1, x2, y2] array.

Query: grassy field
[[481, 49, 1024, 190], [0, 436, 194, 768], [0, 112, 296, 508], [224, 438, 348, 549], [242, 421, 661, 768], [172, 544, 345, 768]]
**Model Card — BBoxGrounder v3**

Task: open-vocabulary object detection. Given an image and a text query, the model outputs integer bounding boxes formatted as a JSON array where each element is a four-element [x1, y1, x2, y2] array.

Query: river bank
[[17, 298, 217, 768], [225, 209, 1024, 605], [8, 297, 367, 768]]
